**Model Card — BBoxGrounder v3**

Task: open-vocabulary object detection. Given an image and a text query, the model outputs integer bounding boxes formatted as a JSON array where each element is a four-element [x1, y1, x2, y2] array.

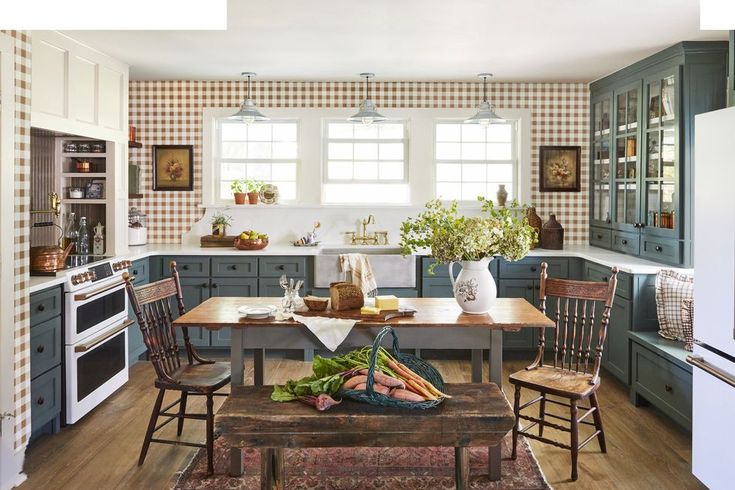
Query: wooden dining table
[[173, 296, 554, 481]]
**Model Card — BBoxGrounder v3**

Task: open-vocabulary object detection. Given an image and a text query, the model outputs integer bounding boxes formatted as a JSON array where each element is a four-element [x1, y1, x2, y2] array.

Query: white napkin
[[292, 314, 357, 352]]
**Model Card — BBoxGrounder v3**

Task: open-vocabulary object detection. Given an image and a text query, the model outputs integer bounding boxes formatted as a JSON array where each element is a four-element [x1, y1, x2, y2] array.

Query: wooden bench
[[216, 383, 514, 489]]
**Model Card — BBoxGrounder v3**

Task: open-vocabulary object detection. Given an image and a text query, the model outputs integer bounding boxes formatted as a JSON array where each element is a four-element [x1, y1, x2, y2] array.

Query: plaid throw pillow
[[680, 299, 694, 352], [655, 269, 694, 342]]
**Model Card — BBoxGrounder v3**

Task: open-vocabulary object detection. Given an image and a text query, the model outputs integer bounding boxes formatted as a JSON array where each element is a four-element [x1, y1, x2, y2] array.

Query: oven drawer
[[31, 365, 62, 431], [162, 256, 209, 277], [30, 286, 62, 327], [31, 316, 62, 379]]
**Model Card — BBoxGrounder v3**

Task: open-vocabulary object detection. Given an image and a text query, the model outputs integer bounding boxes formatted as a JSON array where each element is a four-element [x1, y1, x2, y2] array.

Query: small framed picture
[[84, 181, 104, 199], [539, 145, 581, 192], [152, 145, 194, 191]]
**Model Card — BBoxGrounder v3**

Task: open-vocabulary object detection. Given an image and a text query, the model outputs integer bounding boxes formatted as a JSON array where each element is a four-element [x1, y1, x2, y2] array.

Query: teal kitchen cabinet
[[175, 277, 211, 347], [127, 258, 149, 363], [497, 279, 538, 351], [209, 277, 258, 347], [589, 41, 728, 266]]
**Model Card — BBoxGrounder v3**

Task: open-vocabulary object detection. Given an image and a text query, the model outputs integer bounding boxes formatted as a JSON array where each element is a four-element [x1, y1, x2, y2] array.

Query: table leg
[[471, 349, 483, 382], [254, 348, 265, 386], [229, 447, 243, 477], [260, 448, 284, 490], [455, 447, 469, 489], [488, 329, 503, 481], [231, 329, 244, 386]]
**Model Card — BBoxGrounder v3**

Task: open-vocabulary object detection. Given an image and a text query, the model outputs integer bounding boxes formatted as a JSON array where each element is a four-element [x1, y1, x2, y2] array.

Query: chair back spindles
[[530, 262, 618, 383]]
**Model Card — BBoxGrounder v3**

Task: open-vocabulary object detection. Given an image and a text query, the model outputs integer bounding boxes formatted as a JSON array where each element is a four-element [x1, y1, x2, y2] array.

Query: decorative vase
[[540, 213, 564, 250], [448, 257, 497, 314], [496, 185, 508, 207], [234, 192, 247, 205], [247, 192, 259, 205], [526, 207, 543, 249]]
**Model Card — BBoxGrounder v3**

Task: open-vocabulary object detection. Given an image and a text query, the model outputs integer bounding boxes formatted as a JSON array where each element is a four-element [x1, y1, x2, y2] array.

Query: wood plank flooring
[[20, 357, 702, 489]]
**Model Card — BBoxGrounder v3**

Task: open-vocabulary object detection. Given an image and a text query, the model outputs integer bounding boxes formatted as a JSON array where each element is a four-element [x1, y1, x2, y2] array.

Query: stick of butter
[[375, 295, 399, 311], [360, 306, 381, 315]]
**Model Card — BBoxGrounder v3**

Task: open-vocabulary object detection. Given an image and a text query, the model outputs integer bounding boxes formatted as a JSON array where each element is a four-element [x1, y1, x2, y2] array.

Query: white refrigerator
[[692, 105, 735, 489]]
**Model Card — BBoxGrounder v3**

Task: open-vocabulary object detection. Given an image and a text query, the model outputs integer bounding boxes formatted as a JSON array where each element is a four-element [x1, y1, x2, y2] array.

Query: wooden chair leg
[[206, 393, 214, 475], [538, 392, 547, 437], [570, 399, 579, 481], [589, 392, 607, 453], [139, 388, 165, 466], [511, 384, 521, 460], [177, 392, 188, 436], [455, 447, 469, 490]]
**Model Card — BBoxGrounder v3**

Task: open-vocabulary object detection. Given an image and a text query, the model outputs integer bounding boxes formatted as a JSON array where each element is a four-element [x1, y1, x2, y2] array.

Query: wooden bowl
[[234, 237, 269, 251], [303, 296, 329, 312]]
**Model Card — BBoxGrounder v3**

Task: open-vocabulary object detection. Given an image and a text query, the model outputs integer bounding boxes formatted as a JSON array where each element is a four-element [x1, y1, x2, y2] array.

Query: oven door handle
[[73, 277, 133, 302], [74, 319, 134, 353], [687, 354, 735, 389]]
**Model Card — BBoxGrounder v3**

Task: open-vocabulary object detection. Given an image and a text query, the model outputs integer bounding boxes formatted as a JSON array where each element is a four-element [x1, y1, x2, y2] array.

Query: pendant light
[[229, 72, 269, 123], [465, 73, 505, 125], [348, 73, 386, 125]]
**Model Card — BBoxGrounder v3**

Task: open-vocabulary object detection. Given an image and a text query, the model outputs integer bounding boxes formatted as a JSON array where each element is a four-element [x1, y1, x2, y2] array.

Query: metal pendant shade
[[465, 73, 505, 125], [230, 72, 269, 123], [348, 73, 387, 125]]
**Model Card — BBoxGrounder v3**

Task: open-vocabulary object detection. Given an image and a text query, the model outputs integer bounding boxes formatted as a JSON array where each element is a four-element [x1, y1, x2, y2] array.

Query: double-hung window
[[434, 121, 517, 201], [215, 118, 299, 201], [322, 120, 409, 204]]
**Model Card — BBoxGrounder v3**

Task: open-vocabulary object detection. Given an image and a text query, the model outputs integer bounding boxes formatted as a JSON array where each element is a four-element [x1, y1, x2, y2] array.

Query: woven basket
[[341, 326, 445, 409]]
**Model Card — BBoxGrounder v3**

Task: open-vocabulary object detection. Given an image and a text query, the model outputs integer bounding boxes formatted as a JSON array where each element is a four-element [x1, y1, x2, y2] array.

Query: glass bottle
[[63, 212, 79, 251], [77, 216, 90, 255]]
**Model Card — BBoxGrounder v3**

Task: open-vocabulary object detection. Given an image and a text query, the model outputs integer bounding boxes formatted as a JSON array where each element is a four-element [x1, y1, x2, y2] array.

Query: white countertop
[[28, 243, 693, 294]]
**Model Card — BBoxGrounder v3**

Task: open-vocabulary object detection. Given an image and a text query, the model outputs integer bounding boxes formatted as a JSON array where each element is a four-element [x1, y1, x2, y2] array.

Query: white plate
[[237, 304, 277, 319]]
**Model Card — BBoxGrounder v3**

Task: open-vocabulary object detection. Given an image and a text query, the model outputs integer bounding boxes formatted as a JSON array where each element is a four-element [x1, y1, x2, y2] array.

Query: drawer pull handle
[[36, 345, 45, 353], [622, 239, 628, 245], [202, 283, 209, 289], [133, 270, 138, 275], [230, 265, 237, 270], [664, 384, 673, 393], [655, 246, 663, 252], [182, 265, 190, 270], [597, 234, 603, 239], [37, 397, 45, 406], [37, 304, 45, 312], [276, 265, 285, 270], [530, 266, 538, 272], [603, 277, 609, 282], [211, 283, 218, 289]]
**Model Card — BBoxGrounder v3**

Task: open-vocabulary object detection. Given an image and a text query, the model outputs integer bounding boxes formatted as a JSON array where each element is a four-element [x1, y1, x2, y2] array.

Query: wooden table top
[[172, 297, 555, 331]]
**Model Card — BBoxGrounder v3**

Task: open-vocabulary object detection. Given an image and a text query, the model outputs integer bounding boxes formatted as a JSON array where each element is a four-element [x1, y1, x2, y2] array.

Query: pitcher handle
[[448, 261, 458, 292]]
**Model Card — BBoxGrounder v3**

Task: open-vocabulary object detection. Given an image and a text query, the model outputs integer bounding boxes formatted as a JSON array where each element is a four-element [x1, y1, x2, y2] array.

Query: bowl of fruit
[[234, 230, 269, 251]]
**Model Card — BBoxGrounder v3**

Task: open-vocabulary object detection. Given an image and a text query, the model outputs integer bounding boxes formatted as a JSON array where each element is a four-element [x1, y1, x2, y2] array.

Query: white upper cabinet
[[31, 31, 128, 141]]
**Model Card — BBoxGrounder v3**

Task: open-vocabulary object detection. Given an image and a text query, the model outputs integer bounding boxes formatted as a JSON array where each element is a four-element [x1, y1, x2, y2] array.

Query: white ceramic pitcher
[[448, 257, 497, 314]]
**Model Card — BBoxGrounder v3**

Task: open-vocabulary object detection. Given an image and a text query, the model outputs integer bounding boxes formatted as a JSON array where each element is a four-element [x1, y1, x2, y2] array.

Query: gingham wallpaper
[[129, 81, 589, 243], [1, 30, 31, 450]]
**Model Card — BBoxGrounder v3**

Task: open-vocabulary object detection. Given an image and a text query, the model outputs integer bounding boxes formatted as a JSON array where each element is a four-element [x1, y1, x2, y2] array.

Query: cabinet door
[[602, 298, 632, 385], [210, 278, 258, 346], [258, 277, 306, 297], [175, 278, 211, 347], [611, 82, 642, 233], [498, 280, 538, 350], [591, 91, 613, 228], [127, 260, 150, 363]]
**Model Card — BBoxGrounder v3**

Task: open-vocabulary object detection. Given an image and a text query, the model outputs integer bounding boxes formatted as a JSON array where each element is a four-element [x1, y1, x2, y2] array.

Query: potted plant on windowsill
[[210, 211, 233, 237], [244, 179, 263, 205], [231, 179, 247, 205], [399, 196, 537, 314]]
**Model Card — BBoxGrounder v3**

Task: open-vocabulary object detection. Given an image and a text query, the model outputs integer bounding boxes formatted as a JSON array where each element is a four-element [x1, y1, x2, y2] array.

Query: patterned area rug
[[173, 436, 550, 489]]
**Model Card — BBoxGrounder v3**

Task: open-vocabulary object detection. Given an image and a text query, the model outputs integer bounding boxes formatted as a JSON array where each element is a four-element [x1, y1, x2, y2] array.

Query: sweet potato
[[389, 388, 425, 402], [341, 375, 367, 390], [357, 369, 406, 389], [353, 382, 391, 395]]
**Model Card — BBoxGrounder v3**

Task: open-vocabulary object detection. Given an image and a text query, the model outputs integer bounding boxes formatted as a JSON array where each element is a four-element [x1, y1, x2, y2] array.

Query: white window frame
[[434, 119, 520, 202], [201, 107, 531, 207]]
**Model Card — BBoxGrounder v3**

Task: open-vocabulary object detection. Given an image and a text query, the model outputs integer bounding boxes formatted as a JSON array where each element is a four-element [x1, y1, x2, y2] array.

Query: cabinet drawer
[[30, 286, 62, 327], [258, 277, 306, 297], [162, 256, 209, 277], [258, 256, 307, 277], [583, 261, 632, 299], [211, 257, 258, 277], [611, 231, 640, 255], [631, 343, 692, 426], [640, 237, 682, 265], [31, 365, 62, 431], [589, 227, 612, 248], [499, 257, 568, 279], [30, 316, 62, 379], [129, 258, 149, 284]]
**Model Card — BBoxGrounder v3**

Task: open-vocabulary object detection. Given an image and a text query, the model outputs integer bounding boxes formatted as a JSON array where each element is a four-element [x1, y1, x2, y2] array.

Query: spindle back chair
[[124, 261, 230, 475], [509, 262, 618, 481]]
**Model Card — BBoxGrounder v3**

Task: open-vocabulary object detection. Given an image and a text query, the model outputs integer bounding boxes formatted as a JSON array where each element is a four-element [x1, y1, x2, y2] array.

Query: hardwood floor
[[20, 357, 702, 489]]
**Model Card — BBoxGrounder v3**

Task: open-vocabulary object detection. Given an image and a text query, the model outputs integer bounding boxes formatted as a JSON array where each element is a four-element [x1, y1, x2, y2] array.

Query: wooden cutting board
[[200, 235, 236, 247], [297, 307, 417, 321]]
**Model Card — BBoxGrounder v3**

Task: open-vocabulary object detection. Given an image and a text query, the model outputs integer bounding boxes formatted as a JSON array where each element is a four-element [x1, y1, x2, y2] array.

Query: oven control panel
[[112, 260, 132, 272]]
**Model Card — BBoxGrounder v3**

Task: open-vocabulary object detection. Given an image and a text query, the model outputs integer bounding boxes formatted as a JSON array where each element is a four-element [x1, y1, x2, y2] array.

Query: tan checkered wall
[[1, 30, 31, 449], [129, 81, 589, 243]]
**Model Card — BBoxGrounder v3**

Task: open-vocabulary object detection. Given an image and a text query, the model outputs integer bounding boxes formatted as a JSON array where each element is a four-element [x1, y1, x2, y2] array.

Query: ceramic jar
[[448, 258, 497, 314], [540, 213, 564, 250], [496, 185, 508, 207], [526, 207, 543, 249]]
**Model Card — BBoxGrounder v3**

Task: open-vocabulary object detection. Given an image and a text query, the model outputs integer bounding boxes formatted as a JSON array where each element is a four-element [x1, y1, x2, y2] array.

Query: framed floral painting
[[152, 145, 193, 191], [539, 145, 581, 192]]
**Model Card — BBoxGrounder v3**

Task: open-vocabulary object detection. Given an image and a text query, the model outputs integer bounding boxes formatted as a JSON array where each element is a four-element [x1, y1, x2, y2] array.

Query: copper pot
[[30, 234, 74, 273]]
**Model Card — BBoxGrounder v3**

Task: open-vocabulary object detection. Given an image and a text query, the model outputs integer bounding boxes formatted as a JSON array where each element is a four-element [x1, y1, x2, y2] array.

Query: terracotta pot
[[234, 192, 247, 205], [247, 192, 259, 205]]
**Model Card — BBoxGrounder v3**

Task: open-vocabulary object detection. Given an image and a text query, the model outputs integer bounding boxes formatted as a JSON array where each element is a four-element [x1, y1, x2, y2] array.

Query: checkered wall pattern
[[129, 81, 589, 243]]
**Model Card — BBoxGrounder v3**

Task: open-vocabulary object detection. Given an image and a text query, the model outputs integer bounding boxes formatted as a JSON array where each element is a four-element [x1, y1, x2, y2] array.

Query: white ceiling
[[62, 0, 727, 82]]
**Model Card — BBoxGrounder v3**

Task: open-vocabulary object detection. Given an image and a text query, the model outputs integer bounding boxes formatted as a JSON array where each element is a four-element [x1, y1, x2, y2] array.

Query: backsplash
[[129, 81, 589, 244]]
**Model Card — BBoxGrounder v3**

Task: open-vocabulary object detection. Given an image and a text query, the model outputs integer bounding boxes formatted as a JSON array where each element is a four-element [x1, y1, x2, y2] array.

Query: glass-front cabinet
[[588, 42, 728, 267]]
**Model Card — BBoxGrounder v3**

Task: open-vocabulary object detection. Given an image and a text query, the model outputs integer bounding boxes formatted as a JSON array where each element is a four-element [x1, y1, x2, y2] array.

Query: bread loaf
[[329, 281, 364, 311]]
